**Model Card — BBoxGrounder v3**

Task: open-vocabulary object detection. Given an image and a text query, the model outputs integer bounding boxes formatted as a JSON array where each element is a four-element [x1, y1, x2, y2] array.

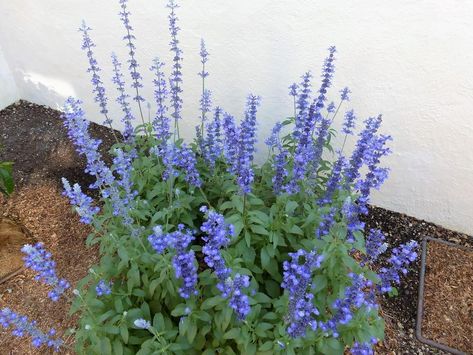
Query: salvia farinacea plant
[[0, 0, 419, 354]]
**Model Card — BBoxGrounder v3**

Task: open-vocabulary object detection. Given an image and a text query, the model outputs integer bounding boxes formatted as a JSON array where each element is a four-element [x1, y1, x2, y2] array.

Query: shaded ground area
[[0, 100, 472, 354]]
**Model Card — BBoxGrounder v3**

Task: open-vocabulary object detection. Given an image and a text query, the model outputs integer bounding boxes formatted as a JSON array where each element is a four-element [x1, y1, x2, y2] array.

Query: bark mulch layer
[[421, 241, 473, 353], [0, 100, 472, 354]]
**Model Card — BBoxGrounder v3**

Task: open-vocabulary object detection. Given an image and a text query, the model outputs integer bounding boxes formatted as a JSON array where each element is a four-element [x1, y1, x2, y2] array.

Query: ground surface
[[0, 101, 472, 354], [422, 241, 473, 353]]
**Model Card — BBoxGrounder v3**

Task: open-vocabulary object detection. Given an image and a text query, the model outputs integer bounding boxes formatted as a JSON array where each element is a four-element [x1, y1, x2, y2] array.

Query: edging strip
[[415, 236, 469, 355]]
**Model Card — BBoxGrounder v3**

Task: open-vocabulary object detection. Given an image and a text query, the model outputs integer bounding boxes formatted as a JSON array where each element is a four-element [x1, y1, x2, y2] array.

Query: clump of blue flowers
[[2, 0, 418, 354], [21, 243, 70, 302]]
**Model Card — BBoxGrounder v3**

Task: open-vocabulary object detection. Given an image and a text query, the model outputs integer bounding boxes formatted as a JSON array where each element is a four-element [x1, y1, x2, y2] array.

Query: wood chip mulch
[[422, 241, 473, 353]]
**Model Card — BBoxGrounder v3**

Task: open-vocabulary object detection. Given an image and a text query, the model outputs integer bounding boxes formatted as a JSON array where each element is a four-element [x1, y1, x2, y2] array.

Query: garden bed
[[0, 100, 472, 354]]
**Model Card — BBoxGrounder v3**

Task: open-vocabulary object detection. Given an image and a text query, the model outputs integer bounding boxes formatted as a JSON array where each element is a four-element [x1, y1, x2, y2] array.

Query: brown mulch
[[0, 100, 472, 354], [422, 241, 473, 353], [0, 100, 118, 354]]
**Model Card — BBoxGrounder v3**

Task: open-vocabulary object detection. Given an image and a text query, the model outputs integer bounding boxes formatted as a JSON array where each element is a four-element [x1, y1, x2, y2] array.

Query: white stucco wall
[[1, 0, 473, 234], [0, 44, 19, 109]]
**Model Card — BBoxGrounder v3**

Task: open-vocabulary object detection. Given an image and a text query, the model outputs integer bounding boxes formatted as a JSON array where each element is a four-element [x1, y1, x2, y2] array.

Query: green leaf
[[250, 224, 269, 236], [201, 296, 222, 310], [223, 328, 240, 339], [285, 200, 298, 215], [100, 338, 112, 355], [120, 323, 129, 343]]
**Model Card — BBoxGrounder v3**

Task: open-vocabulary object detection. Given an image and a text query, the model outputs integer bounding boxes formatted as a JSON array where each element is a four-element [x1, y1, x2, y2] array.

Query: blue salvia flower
[[315, 207, 337, 239], [150, 57, 171, 144], [204, 107, 223, 167], [119, 0, 145, 106], [379, 241, 418, 293], [340, 87, 351, 101], [304, 47, 338, 175], [342, 109, 356, 135], [199, 38, 209, 78], [289, 83, 298, 98], [200, 207, 251, 319], [318, 154, 347, 206], [314, 46, 336, 110], [157, 143, 179, 181], [289, 82, 298, 119], [148, 225, 167, 253], [265, 122, 283, 149], [79, 21, 112, 126], [62, 98, 115, 189], [63, 99, 133, 227], [170, 226, 199, 299], [235, 95, 261, 194], [112, 148, 137, 204], [0, 308, 63, 351], [199, 89, 212, 126], [327, 101, 336, 113], [96, 279, 112, 296], [321, 273, 377, 338], [281, 249, 324, 337], [134, 318, 151, 330], [222, 113, 240, 167], [111, 53, 135, 142], [61, 178, 99, 224], [149, 225, 199, 299], [342, 198, 365, 243], [356, 134, 392, 214], [344, 115, 383, 186], [21, 243, 70, 302], [364, 229, 388, 265], [167, 0, 184, 130], [227, 273, 251, 320], [291, 48, 337, 189], [350, 338, 377, 355], [176, 144, 202, 187], [272, 149, 289, 195], [200, 206, 232, 291], [294, 72, 312, 138]]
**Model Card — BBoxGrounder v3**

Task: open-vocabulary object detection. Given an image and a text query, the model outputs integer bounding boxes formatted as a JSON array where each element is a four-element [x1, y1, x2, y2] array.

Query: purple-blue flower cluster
[[364, 229, 387, 264], [342, 109, 356, 135], [150, 57, 171, 143], [200, 206, 251, 320], [111, 53, 135, 142], [119, 0, 145, 105], [321, 273, 377, 338], [79, 22, 111, 126], [0, 308, 63, 351], [318, 154, 347, 206], [203, 107, 223, 168], [148, 225, 198, 299], [167, 0, 184, 129], [62, 178, 99, 224], [281, 249, 324, 337], [21, 243, 70, 302], [350, 338, 377, 355], [96, 279, 112, 297], [379, 241, 418, 293], [315, 207, 337, 239], [235, 95, 261, 194], [62, 98, 114, 189]]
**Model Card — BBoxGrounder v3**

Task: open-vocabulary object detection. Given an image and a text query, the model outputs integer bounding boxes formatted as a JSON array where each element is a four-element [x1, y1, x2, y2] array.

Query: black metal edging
[[416, 236, 470, 355]]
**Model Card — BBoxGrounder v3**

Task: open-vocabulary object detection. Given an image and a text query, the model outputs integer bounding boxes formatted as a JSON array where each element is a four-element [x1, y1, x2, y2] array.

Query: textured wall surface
[[1, 0, 473, 234], [0, 45, 19, 108]]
